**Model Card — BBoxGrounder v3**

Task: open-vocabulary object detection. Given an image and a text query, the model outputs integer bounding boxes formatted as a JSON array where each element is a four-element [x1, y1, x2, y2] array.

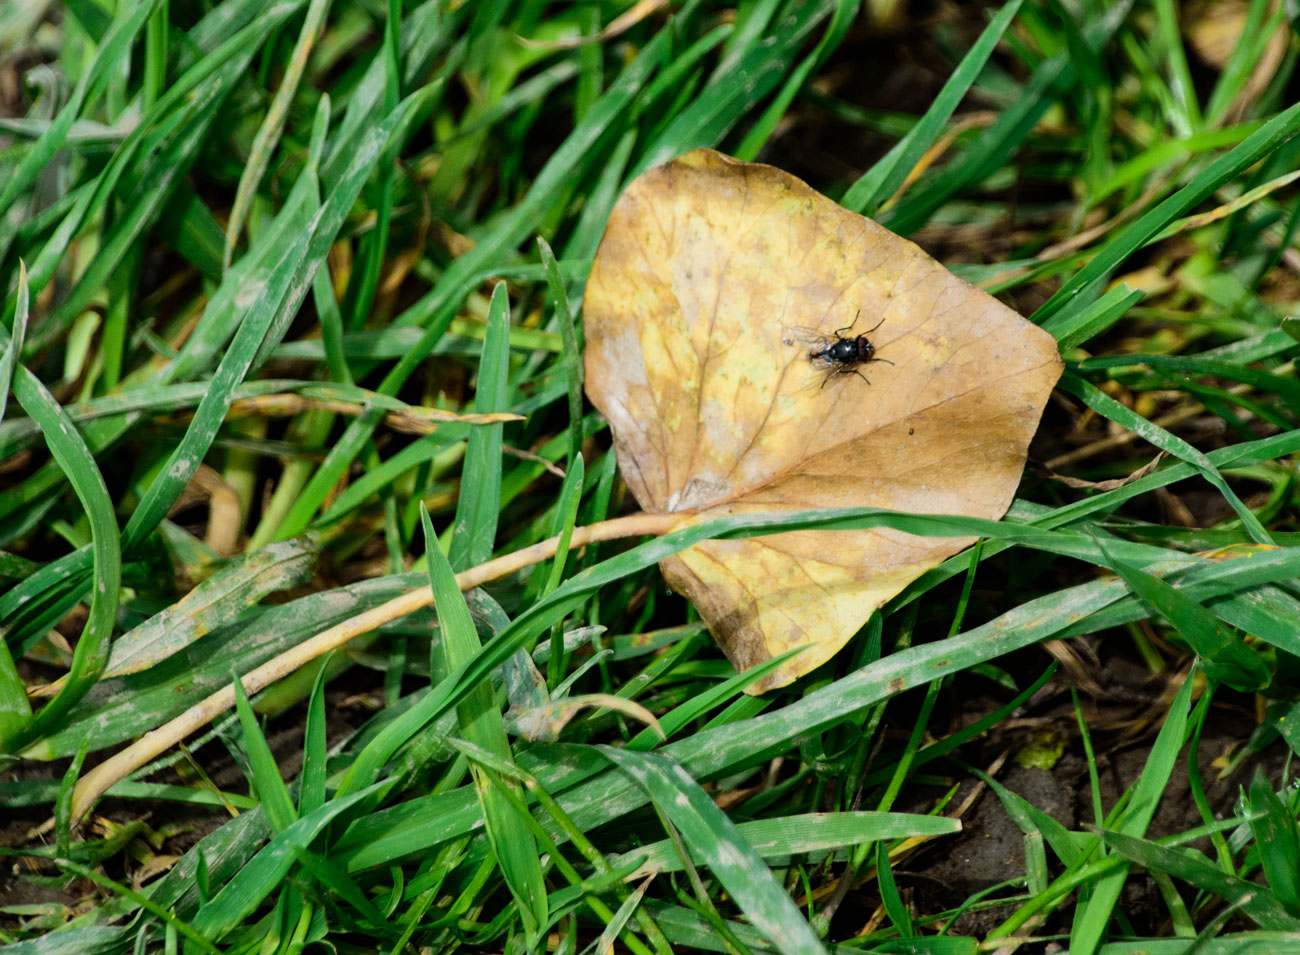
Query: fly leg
[[832, 309, 861, 340]]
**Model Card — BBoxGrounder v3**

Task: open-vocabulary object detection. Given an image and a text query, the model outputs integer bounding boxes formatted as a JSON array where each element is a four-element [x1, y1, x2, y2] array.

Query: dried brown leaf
[[583, 150, 1062, 692]]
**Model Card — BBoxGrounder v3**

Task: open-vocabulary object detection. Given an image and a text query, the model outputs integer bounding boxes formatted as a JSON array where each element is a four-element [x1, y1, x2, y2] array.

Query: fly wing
[[780, 325, 831, 348], [796, 365, 838, 391], [782, 325, 835, 393]]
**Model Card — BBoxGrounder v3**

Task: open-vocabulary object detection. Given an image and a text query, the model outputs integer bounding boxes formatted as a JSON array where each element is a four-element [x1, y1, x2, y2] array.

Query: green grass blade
[[841, 0, 1024, 215], [562, 127, 636, 262], [623, 648, 801, 752], [222, 0, 333, 270], [23, 573, 426, 761], [337, 538, 1289, 872], [637, 0, 830, 171], [1078, 353, 1300, 406], [733, 0, 857, 162], [538, 236, 583, 472], [877, 839, 914, 938], [1096, 828, 1300, 931], [1033, 100, 1300, 326], [442, 732, 674, 955], [22, 125, 148, 303], [715, 0, 781, 75], [0, 265, 31, 740], [613, 810, 959, 876], [597, 746, 826, 953], [1152, 0, 1203, 131], [1046, 284, 1144, 350], [883, 3, 1130, 235], [335, 507, 1260, 819], [0, 0, 160, 223], [541, 454, 583, 600], [419, 505, 547, 939], [1095, 539, 1269, 691], [120, 226, 315, 549], [102, 536, 317, 679], [1090, 123, 1263, 207], [241, 85, 438, 539], [1, 326, 121, 748], [340, 0, 401, 332], [47, 856, 219, 954], [974, 764, 1092, 868], [10, 4, 296, 304], [25, 18, 294, 356], [447, 282, 509, 572], [0, 259, 28, 427], [298, 651, 331, 818], [321, 429, 467, 525], [1246, 771, 1300, 912], [190, 785, 383, 944], [333, 524, 1195, 864], [1070, 673, 1196, 954], [232, 679, 297, 833], [276, 21, 676, 538], [1063, 555, 1300, 653], [1059, 373, 1273, 544], [1203, 0, 1284, 126]]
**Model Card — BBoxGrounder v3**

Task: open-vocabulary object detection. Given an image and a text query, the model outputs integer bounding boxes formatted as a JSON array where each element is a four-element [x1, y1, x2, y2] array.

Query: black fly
[[782, 312, 893, 389]]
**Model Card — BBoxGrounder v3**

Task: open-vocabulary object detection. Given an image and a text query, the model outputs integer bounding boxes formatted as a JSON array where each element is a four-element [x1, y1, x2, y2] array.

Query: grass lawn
[[4, 1, 1300, 952]]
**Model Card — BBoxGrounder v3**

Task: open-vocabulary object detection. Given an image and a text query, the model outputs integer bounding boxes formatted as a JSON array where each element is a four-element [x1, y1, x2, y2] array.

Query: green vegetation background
[[3, 0, 1300, 952]]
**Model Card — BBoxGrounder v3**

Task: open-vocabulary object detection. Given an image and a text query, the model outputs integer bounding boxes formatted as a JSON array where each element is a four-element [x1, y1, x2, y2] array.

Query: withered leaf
[[583, 149, 1063, 693]]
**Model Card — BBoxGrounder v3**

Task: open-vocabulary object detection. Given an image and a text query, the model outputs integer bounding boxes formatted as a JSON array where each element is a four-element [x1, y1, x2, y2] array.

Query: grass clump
[[3, 1, 1300, 953]]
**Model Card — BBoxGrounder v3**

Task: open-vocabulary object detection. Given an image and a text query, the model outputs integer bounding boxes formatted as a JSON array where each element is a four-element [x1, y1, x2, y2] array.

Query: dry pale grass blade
[[223, 391, 523, 431], [1039, 453, 1165, 491], [190, 464, 242, 556], [583, 149, 1063, 693], [64, 512, 681, 822], [515, 0, 669, 50]]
